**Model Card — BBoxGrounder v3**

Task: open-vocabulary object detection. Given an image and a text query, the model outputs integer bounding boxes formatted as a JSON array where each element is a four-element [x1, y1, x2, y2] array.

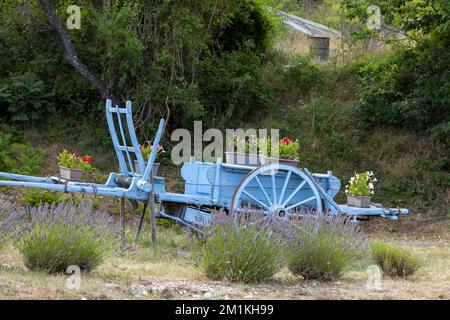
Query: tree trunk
[[39, 0, 119, 106]]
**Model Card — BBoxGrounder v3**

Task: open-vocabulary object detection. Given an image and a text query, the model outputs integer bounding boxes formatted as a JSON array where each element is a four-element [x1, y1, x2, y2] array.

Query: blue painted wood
[[142, 119, 165, 181], [106, 99, 129, 175], [125, 101, 146, 176], [0, 99, 409, 228]]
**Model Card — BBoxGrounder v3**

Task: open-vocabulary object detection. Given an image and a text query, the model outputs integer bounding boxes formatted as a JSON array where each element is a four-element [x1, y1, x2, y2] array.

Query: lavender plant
[[199, 210, 284, 283], [370, 241, 422, 277], [283, 214, 366, 281], [0, 198, 17, 252], [16, 201, 121, 273]]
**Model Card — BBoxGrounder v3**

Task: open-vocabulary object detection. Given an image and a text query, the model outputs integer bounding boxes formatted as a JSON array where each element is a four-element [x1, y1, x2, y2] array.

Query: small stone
[[203, 292, 213, 300]]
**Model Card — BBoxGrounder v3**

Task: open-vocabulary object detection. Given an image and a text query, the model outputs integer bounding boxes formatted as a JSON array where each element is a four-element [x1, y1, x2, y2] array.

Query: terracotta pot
[[59, 166, 82, 181], [347, 195, 372, 208], [134, 160, 160, 177]]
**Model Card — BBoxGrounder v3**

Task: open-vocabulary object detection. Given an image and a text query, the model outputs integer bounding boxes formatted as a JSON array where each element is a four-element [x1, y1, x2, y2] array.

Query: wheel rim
[[231, 164, 323, 216]]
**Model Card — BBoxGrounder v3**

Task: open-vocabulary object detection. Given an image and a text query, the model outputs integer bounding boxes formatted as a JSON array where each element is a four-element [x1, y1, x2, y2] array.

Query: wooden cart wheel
[[231, 164, 323, 217]]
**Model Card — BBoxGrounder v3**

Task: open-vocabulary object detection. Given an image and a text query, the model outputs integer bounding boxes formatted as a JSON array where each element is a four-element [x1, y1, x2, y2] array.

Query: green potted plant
[[260, 137, 300, 167], [345, 171, 376, 207], [135, 141, 165, 176], [57, 150, 92, 181], [225, 135, 261, 167]]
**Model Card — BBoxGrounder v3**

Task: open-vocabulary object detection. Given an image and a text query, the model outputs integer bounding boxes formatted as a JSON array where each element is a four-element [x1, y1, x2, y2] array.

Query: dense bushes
[[356, 41, 450, 133], [198, 50, 274, 126], [200, 211, 283, 283], [370, 241, 422, 277], [278, 56, 326, 97], [0, 127, 43, 175], [284, 214, 365, 281], [13, 201, 120, 273], [0, 0, 276, 130]]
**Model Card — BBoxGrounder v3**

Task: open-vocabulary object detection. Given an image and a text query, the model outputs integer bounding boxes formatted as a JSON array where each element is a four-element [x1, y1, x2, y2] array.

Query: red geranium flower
[[82, 156, 92, 163], [282, 137, 292, 145], [73, 151, 79, 157]]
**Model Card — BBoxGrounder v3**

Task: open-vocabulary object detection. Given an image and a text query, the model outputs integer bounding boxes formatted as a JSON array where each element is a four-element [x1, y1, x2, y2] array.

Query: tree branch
[[39, 0, 119, 106]]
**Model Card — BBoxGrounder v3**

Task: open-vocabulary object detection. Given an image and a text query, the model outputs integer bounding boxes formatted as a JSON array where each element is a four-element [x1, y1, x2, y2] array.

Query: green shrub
[[356, 33, 450, 132], [16, 201, 120, 273], [199, 211, 283, 283], [0, 128, 43, 175], [277, 56, 326, 98], [370, 241, 422, 277], [20, 189, 83, 208], [284, 214, 365, 281], [198, 50, 273, 127]]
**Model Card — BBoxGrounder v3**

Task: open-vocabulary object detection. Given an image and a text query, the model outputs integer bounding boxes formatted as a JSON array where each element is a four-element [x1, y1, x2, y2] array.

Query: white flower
[[369, 183, 374, 189], [370, 190, 375, 195], [373, 178, 377, 182]]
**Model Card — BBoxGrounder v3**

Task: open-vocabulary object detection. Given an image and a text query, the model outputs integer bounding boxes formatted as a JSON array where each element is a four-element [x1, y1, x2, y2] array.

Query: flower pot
[[347, 195, 372, 208], [134, 160, 160, 177], [260, 156, 299, 168], [59, 166, 82, 181], [225, 152, 261, 167]]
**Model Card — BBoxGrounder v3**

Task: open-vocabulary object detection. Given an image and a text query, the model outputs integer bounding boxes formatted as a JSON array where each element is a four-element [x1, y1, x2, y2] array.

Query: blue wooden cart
[[0, 100, 408, 238]]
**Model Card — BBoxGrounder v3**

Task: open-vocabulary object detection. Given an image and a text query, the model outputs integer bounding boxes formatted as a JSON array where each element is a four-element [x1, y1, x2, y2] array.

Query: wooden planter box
[[59, 166, 82, 181], [260, 156, 300, 168], [134, 160, 160, 177], [347, 195, 371, 208], [225, 152, 261, 167]]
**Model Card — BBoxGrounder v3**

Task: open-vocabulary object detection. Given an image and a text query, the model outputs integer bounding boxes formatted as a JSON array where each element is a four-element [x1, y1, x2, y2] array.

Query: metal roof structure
[[277, 10, 341, 38]]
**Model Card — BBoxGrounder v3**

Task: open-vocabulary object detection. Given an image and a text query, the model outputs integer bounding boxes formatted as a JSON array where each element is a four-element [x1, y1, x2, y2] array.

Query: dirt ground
[[0, 211, 449, 300]]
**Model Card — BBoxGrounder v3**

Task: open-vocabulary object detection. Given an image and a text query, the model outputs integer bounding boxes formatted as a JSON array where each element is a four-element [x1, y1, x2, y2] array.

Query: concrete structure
[[275, 10, 341, 61]]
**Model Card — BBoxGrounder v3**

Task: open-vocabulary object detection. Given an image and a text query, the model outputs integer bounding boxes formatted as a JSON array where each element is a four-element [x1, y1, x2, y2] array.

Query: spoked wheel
[[231, 164, 323, 218]]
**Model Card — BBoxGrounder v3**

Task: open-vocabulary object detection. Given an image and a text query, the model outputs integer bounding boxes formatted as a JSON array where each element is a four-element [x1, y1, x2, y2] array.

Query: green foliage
[[18, 201, 120, 274], [0, 0, 275, 130], [57, 149, 92, 172], [278, 56, 326, 97], [140, 142, 166, 162], [0, 127, 43, 175], [370, 241, 422, 277], [21, 190, 63, 208], [259, 137, 301, 160], [284, 215, 365, 281], [0, 72, 53, 124], [345, 171, 376, 197], [278, 138, 301, 160], [200, 212, 282, 283], [343, 0, 450, 36], [198, 50, 274, 126], [343, 0, 450, 136], [20, 189, 82, 208], [355, 44, 450, 132], [214, 0, 274, 54]]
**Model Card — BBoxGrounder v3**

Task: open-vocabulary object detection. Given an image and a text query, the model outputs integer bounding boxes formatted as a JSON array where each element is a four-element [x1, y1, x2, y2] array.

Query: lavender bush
[[199, 210, 284, 283], [283, 214, 366, 281], [16, 201, 121, 273], [0, 198, 17, 252], [371, 241, 422, 277]]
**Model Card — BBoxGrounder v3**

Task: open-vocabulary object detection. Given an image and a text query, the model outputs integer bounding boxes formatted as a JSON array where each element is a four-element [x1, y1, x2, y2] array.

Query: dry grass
[[0, 222, 449, 300]]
